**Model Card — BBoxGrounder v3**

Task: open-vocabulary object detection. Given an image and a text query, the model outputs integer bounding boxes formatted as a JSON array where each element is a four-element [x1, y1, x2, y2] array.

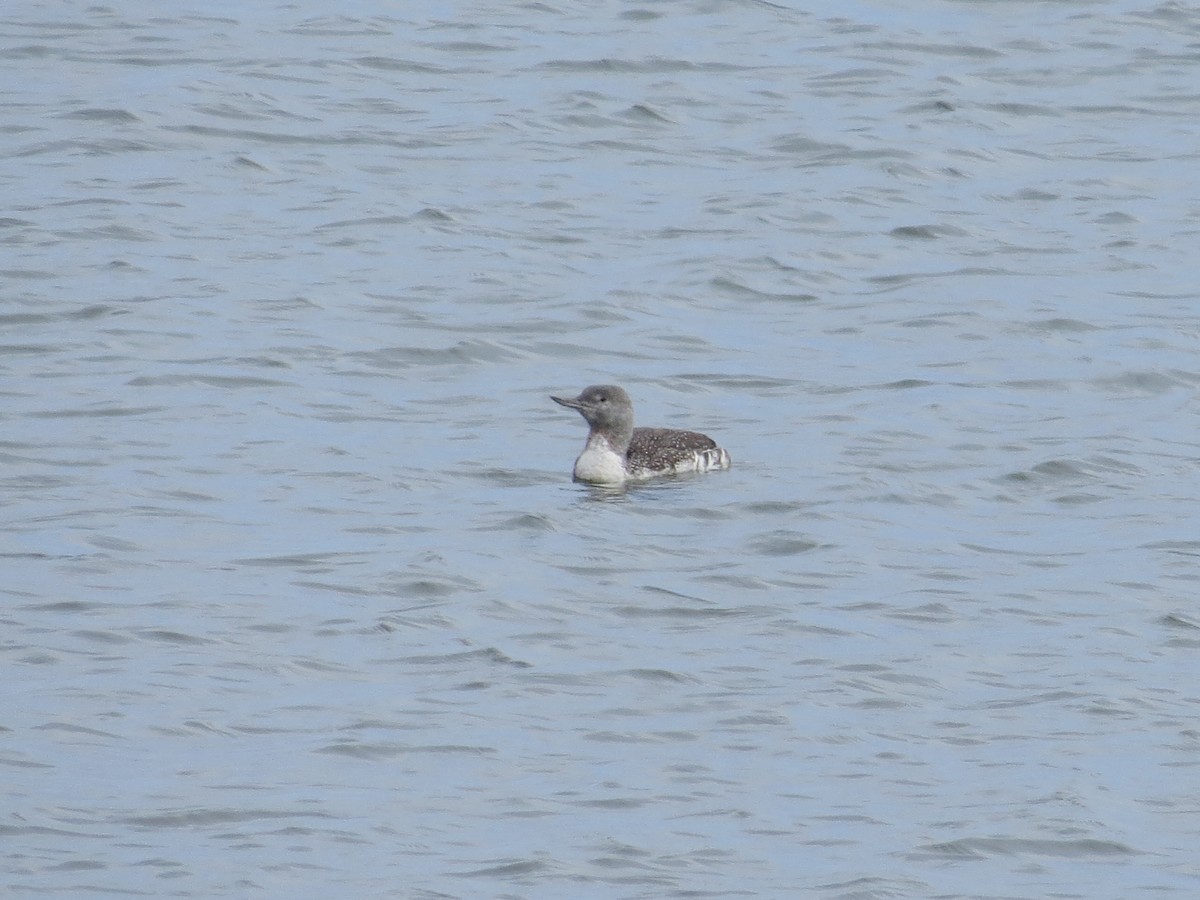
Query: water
[[4, 1, 1200, 897]]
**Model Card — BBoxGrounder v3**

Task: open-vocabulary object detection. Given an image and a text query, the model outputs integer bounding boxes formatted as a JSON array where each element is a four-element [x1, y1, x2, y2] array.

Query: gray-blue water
[[4, 1, 1200, 897]]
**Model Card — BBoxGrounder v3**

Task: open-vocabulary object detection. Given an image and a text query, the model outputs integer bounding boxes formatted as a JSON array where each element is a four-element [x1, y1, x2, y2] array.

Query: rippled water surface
[[4, 1, 1200, 897]]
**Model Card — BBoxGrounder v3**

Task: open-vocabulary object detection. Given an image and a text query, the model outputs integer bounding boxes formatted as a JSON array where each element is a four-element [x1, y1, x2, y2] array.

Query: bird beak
[[551, 394, 583, 410]]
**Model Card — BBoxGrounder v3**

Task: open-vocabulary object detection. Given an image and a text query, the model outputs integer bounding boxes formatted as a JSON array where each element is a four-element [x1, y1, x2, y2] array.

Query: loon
[[551, 384, 731, 485]]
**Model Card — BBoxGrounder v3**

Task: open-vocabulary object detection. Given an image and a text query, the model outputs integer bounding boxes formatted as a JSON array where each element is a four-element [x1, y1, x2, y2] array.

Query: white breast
[[573, 444, 629, 484]]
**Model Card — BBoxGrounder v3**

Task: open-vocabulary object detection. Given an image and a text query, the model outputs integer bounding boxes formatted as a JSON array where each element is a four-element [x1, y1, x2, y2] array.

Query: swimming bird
[[551, 384, 731, 485]]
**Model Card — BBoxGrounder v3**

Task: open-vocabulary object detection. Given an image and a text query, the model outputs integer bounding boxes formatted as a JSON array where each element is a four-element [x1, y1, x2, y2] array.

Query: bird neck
[[588, 421, 633, 456]]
